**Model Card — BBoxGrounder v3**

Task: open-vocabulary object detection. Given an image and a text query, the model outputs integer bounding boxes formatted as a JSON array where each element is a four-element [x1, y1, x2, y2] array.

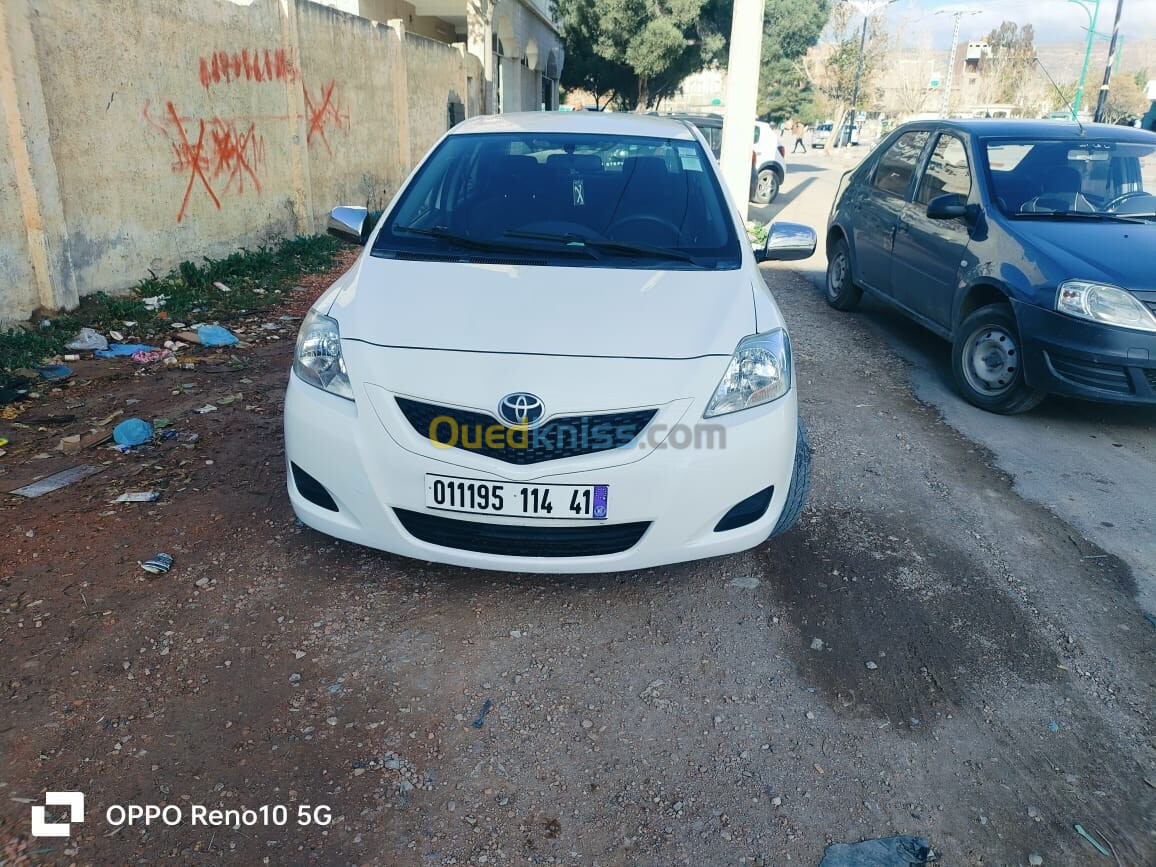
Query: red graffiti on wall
[[143, 100, 268, 222], [303, 81, 350, 156], [199, 48, 299, 90]]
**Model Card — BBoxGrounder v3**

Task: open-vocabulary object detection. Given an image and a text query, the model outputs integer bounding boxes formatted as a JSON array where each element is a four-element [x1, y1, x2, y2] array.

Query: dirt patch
[[763, 507, 1061, 726]]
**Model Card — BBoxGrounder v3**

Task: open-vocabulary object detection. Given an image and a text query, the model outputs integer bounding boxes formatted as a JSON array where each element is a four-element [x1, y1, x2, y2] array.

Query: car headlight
[[1056, 280, 1156, 333], [293, 309, 354, 400], [704, 330, 792, 418]]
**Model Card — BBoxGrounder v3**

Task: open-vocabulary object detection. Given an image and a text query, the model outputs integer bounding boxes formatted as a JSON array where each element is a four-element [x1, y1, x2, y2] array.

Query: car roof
[[449, 111, 697, 140], [895, 118, 1156, 143]]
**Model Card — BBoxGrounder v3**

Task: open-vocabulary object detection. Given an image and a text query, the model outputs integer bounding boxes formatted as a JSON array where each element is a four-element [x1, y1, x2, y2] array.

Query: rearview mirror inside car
[[926, 193, 968, 220], [758, 222, 817, 262], [327, 206, 370, 245]]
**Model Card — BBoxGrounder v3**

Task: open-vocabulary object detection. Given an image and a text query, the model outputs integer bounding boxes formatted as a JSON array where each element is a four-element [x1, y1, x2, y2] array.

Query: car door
[[851, 130, 929, 293], [890, 132, 973, 329]]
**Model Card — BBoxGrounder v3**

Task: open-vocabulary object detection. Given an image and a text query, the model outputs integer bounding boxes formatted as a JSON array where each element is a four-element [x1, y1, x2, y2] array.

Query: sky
[[882, 0, 1156, 48]]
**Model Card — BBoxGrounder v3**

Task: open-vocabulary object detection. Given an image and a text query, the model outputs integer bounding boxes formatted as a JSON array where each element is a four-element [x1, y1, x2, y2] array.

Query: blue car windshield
[[372, 132, 742, 269], [985, 138, 1156, 217]]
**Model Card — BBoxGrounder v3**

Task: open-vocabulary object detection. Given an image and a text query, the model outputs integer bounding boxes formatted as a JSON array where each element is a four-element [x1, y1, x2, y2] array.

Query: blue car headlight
[[1056, 280, 1156, 333]]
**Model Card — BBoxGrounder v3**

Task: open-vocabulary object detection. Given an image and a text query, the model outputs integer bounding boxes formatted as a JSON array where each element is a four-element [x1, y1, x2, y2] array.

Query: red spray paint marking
[[144, 100, 268, 221], [198, 48, 299, 90], [303, 81, 350, 156]]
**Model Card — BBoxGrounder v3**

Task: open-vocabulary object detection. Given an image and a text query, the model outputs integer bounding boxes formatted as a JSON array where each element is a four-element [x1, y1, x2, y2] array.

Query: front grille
[[1144, 300, 1156, 317], [395, 509, 650, 557], [1144, 368, 1156, 390], [1048, 352, 1133, 394], [396, 397, 657, 465]]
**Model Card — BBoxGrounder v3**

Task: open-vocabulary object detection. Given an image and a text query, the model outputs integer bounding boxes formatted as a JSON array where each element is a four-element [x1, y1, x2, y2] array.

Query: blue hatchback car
[[825, 119, 1156, 413]]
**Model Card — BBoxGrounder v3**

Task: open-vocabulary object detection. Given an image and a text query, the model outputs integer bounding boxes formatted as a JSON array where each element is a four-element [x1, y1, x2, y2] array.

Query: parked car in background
[[664, 113, 785, 204], [825, 119, 1156, 413], [287, 112, 818, 572], [753, 120, 787, 204], [812, 122, 834, 148]]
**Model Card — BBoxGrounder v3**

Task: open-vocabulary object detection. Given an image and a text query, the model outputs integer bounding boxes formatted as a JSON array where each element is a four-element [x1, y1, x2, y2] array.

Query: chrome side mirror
[[758, 222, 817, 262], [327, 206, 370, 245]]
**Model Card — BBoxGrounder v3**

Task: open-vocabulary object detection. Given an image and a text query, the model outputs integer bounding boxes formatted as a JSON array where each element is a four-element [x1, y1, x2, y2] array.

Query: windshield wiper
[[505, 229, 700, 265], [392, 225, 594, 257], [1011, 211, 1144, 224]]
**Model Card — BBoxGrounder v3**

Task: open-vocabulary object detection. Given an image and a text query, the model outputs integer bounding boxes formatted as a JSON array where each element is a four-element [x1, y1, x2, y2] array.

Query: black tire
[[752, 168, 780, 205], [769, 420, 811, 538], [825, 237, 862, 311], [951, 304, 1046, 414]]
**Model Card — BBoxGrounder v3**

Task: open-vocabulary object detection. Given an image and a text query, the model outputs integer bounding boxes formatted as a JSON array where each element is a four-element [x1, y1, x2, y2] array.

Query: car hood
[[1007, 218, 1156, 292], [326, 255, 756, 358]]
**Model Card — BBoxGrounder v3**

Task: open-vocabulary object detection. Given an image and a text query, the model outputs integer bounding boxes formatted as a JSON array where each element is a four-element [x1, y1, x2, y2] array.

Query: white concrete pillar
[[719, 0, 765, 209], [0, 0, 78, 312]]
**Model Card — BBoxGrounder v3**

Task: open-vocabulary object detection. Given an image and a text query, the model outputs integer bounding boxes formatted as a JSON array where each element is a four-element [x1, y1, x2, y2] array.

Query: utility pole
[[719, 0, 765, 207], [842, 0, 894, 148], [845, 15, 870, 145], [937, 10, 980, 119], [1093, 0, 1125, 122], [1068, 0, 1102, 119]]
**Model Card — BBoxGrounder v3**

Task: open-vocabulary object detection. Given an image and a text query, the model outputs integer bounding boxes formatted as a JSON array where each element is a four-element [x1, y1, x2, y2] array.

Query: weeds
[[0, 234, 341, 373]]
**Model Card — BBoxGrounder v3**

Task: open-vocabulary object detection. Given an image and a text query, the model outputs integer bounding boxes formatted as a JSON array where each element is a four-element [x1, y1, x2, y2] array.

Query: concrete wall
[[0, 0, 482, 321]]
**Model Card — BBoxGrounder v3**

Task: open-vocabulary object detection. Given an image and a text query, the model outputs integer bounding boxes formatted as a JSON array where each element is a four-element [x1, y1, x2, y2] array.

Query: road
[[754, 148, 1156, 617], [1, 163, 1153, 866]]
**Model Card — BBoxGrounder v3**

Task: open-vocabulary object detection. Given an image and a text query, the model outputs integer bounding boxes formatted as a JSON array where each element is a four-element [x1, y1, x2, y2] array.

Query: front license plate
[[425, 474, 608, 520]]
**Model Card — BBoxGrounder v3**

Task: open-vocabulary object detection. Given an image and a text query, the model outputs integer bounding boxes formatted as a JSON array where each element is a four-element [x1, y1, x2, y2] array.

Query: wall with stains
[[0, 96, 39, 322], [0, 0, 481, 321]]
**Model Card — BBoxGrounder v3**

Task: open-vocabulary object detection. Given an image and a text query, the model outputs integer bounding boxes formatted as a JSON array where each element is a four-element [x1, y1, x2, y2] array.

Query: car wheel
[[752, 168, 779, 205], [825, 237, 862, 311], [951, 304, 1045, 414], [769, 420, 811, 538]]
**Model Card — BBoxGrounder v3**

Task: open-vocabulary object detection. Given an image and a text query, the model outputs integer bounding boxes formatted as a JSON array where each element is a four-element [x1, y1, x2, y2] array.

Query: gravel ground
[[1, 253, 1153, 866]]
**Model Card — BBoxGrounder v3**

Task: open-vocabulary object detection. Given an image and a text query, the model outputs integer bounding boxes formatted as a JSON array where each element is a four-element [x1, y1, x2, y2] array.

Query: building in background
[[323, 0, 563, 113]]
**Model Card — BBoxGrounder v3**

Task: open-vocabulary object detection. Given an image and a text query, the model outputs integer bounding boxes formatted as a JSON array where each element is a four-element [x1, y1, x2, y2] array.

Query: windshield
[[984, 138, 1156, 218], [373, 132, 742, 270]]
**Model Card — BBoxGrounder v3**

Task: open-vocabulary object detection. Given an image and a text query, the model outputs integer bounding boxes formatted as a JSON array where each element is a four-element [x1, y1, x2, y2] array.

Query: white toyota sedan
[[285, 112, 815, 572]]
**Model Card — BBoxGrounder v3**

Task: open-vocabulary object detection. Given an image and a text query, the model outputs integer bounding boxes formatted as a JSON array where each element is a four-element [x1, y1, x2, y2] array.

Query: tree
[[556, 0, 732, 110], [979, 21, 1037, 114], [804, 1, 890, 118], [756, 0, 832, 122], [1101, 73, 1151, 124]]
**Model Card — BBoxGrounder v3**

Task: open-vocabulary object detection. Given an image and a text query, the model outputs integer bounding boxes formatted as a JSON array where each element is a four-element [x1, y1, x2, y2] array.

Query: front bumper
[[283, 361, 800, 573], [1014, 299, 1156, 405]]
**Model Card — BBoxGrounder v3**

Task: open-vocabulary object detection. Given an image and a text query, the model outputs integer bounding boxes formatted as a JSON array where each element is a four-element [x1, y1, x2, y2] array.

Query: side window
[[872, 131, 929, 198], [916, 134, 971, 205]]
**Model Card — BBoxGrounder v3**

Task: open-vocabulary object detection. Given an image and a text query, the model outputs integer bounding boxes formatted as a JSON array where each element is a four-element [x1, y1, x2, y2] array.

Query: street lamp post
[[1068, 0, 1101, 120]]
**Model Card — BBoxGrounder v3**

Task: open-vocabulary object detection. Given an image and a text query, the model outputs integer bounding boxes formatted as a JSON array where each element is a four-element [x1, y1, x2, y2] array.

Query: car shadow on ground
[[844, 293, 1156, 427], [748, 176, 817, 223]]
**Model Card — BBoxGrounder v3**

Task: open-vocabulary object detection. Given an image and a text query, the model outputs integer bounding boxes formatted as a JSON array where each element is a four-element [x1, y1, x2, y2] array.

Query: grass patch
[[0, 234, 341, 373]]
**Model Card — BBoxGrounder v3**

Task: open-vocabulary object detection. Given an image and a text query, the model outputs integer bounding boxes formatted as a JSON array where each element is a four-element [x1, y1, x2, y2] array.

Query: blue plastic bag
[[819, 836, 936, 867], [197, 325, 238, 347], [95, 344, 156, 358], [113, 418, 154, 447]]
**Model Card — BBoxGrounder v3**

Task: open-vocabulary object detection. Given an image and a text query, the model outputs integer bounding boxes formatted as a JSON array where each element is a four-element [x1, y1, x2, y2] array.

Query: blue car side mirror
[[926, 193, 968, 220]]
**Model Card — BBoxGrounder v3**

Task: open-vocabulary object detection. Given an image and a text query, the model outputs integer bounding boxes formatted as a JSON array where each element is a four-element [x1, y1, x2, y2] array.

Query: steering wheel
[[606, 214, 681, 243], [1103, 189, 1153, 212]]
